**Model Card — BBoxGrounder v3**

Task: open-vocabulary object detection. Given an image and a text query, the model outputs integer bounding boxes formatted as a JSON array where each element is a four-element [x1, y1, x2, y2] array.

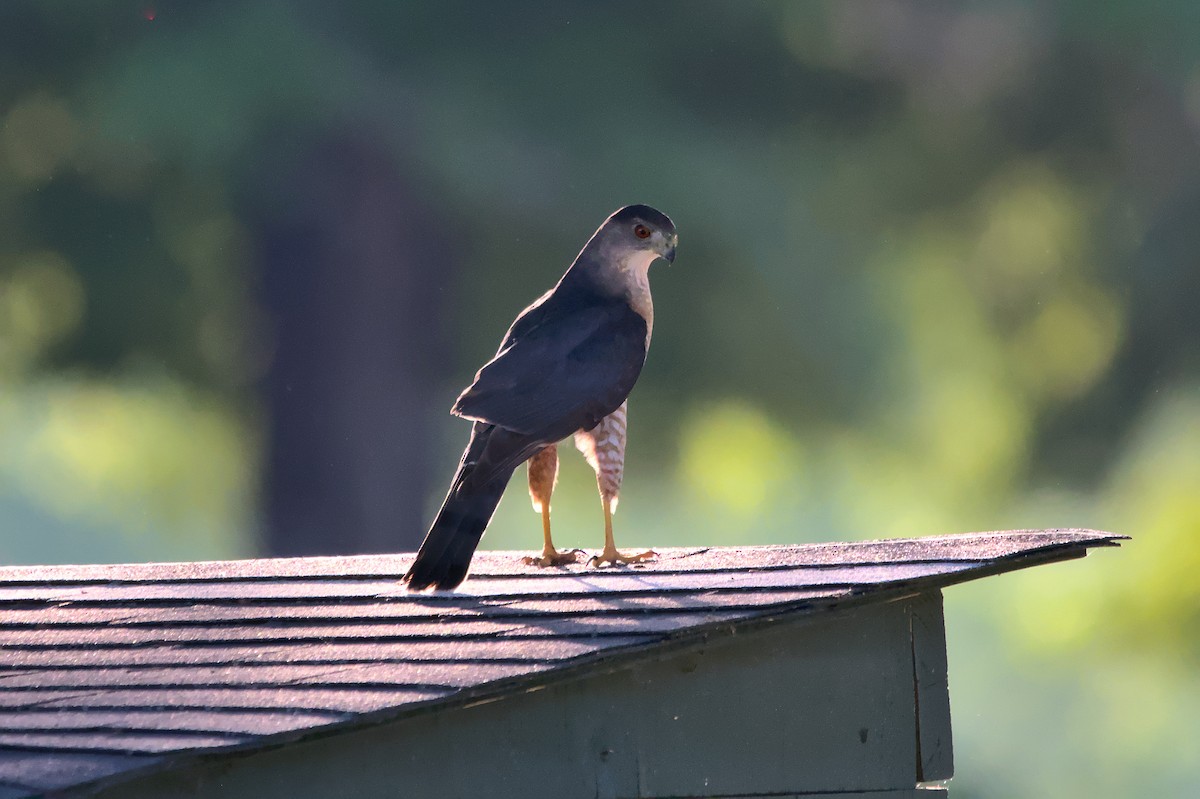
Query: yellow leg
[[590, 496, 655, 567], [521, 504, 580, 567], [523, 446, 579, 568]]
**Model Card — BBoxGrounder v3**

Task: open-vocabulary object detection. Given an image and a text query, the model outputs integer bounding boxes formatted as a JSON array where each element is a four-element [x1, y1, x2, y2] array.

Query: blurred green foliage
[[1, 2, 1198, 796]]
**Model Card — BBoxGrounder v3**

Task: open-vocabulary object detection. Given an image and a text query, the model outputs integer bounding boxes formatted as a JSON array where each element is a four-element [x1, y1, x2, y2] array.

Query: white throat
[[619, 251, 656, 346]]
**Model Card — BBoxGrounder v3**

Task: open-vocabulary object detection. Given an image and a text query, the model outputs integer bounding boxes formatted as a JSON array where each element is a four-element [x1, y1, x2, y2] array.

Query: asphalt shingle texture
[[0, 529, 1122, 796]]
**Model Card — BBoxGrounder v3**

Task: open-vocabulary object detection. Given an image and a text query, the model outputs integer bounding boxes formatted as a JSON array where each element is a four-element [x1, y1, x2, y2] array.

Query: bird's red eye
[[634, 224, 651, 239]]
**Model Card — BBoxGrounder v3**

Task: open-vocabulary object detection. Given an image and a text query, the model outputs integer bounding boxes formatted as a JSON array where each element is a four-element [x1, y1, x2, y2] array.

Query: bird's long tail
[[403, 426, 518, 591]]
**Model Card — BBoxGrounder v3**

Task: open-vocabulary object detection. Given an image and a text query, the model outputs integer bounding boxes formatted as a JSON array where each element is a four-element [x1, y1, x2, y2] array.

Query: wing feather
[[452, 298, 647, 438]]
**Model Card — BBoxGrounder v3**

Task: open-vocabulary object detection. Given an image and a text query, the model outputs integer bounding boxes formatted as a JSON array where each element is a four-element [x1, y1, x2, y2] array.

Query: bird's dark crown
[[608, 204, 675, 235]]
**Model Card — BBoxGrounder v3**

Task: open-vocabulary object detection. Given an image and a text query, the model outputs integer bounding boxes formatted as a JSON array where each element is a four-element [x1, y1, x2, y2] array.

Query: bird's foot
[[522, 548, 583, 568], [589, 547, 657, 568]]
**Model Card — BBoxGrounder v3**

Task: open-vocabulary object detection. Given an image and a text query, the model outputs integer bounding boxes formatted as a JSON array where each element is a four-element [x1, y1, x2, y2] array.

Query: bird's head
[[599, 204, 678, 265]]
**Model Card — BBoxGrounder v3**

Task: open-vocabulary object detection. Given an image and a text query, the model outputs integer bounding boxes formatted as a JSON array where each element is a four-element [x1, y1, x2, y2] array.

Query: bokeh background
[[2, 1, 1198, 795]]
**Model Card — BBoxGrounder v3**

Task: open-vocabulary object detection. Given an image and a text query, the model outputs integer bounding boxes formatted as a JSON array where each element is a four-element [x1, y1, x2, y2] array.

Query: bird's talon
[[589, 548, 657, 568], [522, 549, 582, 568]]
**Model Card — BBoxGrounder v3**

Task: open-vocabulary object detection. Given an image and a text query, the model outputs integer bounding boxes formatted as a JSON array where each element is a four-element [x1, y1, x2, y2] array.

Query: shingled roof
[[0, 528, 1122, 797]]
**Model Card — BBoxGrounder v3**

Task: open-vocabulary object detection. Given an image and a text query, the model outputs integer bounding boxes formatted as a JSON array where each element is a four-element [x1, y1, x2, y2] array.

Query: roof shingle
[[0, 529, 1122, 797]]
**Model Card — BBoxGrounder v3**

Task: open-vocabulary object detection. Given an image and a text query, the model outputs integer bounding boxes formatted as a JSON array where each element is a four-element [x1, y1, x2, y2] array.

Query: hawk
[[403, 205, 677, 591]]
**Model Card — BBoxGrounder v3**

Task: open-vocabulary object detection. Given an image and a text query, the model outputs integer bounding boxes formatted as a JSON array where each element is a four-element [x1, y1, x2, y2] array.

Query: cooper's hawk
[[403, 205, 677, 591]]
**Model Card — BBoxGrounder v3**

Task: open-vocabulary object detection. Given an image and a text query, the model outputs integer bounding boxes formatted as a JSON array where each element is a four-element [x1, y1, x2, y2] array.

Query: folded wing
[[452, 298, 648, 441]]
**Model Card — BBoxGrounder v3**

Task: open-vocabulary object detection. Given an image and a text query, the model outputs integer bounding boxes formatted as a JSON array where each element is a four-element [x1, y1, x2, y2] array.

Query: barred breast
[[574, 401, 628, 508]]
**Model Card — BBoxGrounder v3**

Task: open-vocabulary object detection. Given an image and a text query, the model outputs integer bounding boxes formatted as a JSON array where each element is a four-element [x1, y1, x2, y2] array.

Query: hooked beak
[[661, 235, 678, 264]]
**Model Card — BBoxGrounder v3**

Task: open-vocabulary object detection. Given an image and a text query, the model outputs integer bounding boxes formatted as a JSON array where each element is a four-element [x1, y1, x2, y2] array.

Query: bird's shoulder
[[498, 276, 624, 350], [497, 286, 556, 353]]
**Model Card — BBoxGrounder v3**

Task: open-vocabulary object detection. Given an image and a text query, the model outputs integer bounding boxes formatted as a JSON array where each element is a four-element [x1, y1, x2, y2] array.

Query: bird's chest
[[624, 267, 654, 347]]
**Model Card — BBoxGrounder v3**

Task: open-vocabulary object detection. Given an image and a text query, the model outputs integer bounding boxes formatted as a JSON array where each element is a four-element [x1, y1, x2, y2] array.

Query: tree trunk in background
[[249, 136, 454, 556]]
